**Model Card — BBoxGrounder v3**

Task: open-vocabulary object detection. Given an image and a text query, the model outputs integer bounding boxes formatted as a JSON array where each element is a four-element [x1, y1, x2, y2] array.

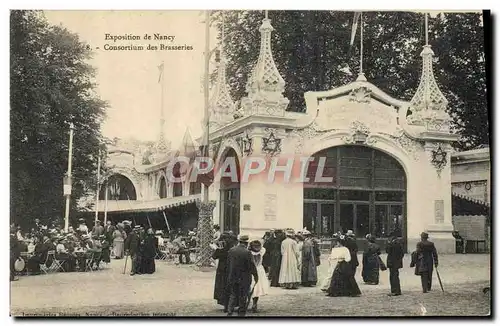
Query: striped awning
[[97, 194, 201, 213], [452, 193, 490, 217]]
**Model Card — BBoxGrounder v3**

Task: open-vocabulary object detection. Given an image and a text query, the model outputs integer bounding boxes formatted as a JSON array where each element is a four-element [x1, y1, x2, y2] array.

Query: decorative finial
[[240, 12, 289, 116], [208, 11, 235, 127], [409, 12, 450, 132], [245, 12, 286, 95]]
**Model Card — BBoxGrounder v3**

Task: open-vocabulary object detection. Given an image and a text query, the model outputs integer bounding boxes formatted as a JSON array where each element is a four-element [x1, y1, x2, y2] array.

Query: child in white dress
[[249, 239, 270, 313]]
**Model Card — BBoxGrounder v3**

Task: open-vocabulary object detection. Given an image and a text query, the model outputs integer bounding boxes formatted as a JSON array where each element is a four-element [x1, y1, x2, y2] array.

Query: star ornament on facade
[[431, 145, 447, 171], [262, 131, 282, 156]]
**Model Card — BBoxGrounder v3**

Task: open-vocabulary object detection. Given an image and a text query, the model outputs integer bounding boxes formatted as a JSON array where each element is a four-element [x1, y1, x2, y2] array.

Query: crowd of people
[[210, 228, 439, 317], [10, 218, 202, 280]]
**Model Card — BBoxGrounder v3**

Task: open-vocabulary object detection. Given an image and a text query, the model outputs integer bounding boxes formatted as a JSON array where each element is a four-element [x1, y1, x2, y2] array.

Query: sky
[[44, 10, 219, 148]]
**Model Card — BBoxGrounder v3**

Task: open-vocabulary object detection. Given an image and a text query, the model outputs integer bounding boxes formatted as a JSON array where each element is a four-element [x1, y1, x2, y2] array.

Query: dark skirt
[[269, 253, 282, 287], [362, 254, 380, 284], [101, 248, 111, 263], [141, 258, 155, 274], [327, 261, 361, 297], [214, 269, 229, 306]]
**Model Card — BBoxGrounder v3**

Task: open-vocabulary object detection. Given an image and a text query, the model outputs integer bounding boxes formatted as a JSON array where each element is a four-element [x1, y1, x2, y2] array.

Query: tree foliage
[[213, 11, 488, 150], [10, 10, 107, 229]]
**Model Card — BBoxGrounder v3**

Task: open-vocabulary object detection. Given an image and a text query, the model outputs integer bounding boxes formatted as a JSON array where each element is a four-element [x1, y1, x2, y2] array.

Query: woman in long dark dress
[[262, 231, 272, 274], [268, 230, 285, 287], [326, 235, 361, 297], [141, 229, 157, 274], [362, 234, 382, 285], [212, 233, 235, 311]]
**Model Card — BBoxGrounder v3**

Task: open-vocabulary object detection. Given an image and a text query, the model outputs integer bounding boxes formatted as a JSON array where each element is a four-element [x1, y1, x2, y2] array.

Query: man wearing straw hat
[[226, 234, 258, 317]]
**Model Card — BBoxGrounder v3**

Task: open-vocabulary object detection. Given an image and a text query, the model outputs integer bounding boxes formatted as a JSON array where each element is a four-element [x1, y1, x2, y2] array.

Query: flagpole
[[160, 61, 165, 143], [95, 150, 101, 222], [359, 12, 363, 75], [104, 176, 108, 224], [64, 123, 74, 232], [203, 10, 210, 204], [425, 13, 429, 45]]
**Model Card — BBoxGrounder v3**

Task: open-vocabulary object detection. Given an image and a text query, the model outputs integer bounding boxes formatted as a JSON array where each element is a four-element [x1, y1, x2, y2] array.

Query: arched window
[[172, 162, 183, 197], [159, 177, 167, 199], [219, 148, 241, 235], [99, 174, 137, 200], [303, 145, 406, 243]]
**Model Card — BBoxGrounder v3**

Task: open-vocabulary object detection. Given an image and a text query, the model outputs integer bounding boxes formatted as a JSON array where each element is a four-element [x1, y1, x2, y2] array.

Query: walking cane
[[245, 284, 256, 311], [123, 254, 128, 274], [435, 267, 444, 292]]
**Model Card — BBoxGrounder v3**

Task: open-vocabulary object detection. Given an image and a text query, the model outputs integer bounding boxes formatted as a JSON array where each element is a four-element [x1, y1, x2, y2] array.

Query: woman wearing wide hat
[[248, 239, 270, 312]]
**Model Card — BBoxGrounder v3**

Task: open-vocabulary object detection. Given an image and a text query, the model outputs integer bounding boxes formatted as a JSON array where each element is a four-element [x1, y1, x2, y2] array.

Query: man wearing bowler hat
[[415, 232, 439, 293], [226, 234, 259, 317]]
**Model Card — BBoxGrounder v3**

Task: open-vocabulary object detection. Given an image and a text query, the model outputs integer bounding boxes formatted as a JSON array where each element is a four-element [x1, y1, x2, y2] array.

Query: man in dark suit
[[104, 221, 115, 244], [226, 235, 258, 317], [124, 225, 141, 275], [386, 234, 405, 296], [416, 232, 438, 293]]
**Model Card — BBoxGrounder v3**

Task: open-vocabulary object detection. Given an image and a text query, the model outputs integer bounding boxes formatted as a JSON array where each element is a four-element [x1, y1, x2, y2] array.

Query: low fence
[[452, 215, 489, 253]]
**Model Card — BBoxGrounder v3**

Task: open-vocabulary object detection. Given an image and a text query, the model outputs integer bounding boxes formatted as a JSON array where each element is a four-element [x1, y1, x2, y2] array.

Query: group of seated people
[[11, 219, 112, 275], [10, 217, 206, 279]]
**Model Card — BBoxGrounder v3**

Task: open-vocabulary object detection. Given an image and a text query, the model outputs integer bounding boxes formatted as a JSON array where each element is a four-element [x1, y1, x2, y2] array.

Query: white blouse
[[328, 246, 351, 264]]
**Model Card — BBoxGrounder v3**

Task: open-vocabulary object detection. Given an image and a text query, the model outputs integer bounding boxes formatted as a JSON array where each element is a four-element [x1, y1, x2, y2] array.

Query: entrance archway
[[99, 174, 137, 200], [219, 148, 241, 235], [304, 145, 406, 250]]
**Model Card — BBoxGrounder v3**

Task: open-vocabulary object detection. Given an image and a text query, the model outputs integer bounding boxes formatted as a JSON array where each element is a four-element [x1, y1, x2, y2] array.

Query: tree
[[10, 10, 107, 229], [213, 11, 488, 150]]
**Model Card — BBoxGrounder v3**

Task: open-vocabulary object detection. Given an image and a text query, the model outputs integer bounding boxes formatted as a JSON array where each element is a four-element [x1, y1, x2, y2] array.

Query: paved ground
[[10, 253, 491, 317]]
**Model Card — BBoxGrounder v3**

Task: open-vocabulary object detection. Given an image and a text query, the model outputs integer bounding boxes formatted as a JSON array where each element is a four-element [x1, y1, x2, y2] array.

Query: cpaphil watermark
[[164, 154, 337, 184]]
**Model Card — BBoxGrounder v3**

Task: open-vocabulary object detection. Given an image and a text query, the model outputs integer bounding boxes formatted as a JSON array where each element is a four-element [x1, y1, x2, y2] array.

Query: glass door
[[339, 203, 354, 234], [355, 204, 370, 238], [303, 202, 318, 233], [319, 203, 335, 236]]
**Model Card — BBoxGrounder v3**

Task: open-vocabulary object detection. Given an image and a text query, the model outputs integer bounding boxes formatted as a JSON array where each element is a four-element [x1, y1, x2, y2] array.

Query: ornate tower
[[208, 16, 236, 130], [409, 19, 451, 133], [239, 11, 289, 117]]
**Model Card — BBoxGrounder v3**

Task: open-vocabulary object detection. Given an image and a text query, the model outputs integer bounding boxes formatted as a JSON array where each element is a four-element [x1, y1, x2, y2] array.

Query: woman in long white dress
[[112, 224, 125, 259], [249, 239, 270, 313], [321, 235, 342, 291], [325, 234, 361, 297]]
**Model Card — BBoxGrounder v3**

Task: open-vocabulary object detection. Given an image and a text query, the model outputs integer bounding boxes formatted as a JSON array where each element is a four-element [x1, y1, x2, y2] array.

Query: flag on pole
[[158, 62, 164, 83], [350, 12, 362, 46]]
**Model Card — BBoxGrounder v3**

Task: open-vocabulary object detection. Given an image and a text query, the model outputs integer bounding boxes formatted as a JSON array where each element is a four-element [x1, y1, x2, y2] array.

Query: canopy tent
[[96, 194, 202, 213]]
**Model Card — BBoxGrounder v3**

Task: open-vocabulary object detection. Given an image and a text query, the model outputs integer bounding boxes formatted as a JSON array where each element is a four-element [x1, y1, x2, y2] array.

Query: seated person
[[55, 237, 76, 272], [172, 234, 191, 264], [27, 236, 53, 274]]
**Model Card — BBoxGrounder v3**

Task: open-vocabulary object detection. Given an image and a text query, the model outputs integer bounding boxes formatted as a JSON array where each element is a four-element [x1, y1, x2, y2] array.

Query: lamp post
[[63, 123, 75, 232]]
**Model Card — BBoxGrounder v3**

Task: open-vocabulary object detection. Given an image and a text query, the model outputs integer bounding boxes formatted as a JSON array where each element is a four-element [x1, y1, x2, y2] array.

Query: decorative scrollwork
[[236, 132, 253, 156], [349, 87, 372, 103]]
